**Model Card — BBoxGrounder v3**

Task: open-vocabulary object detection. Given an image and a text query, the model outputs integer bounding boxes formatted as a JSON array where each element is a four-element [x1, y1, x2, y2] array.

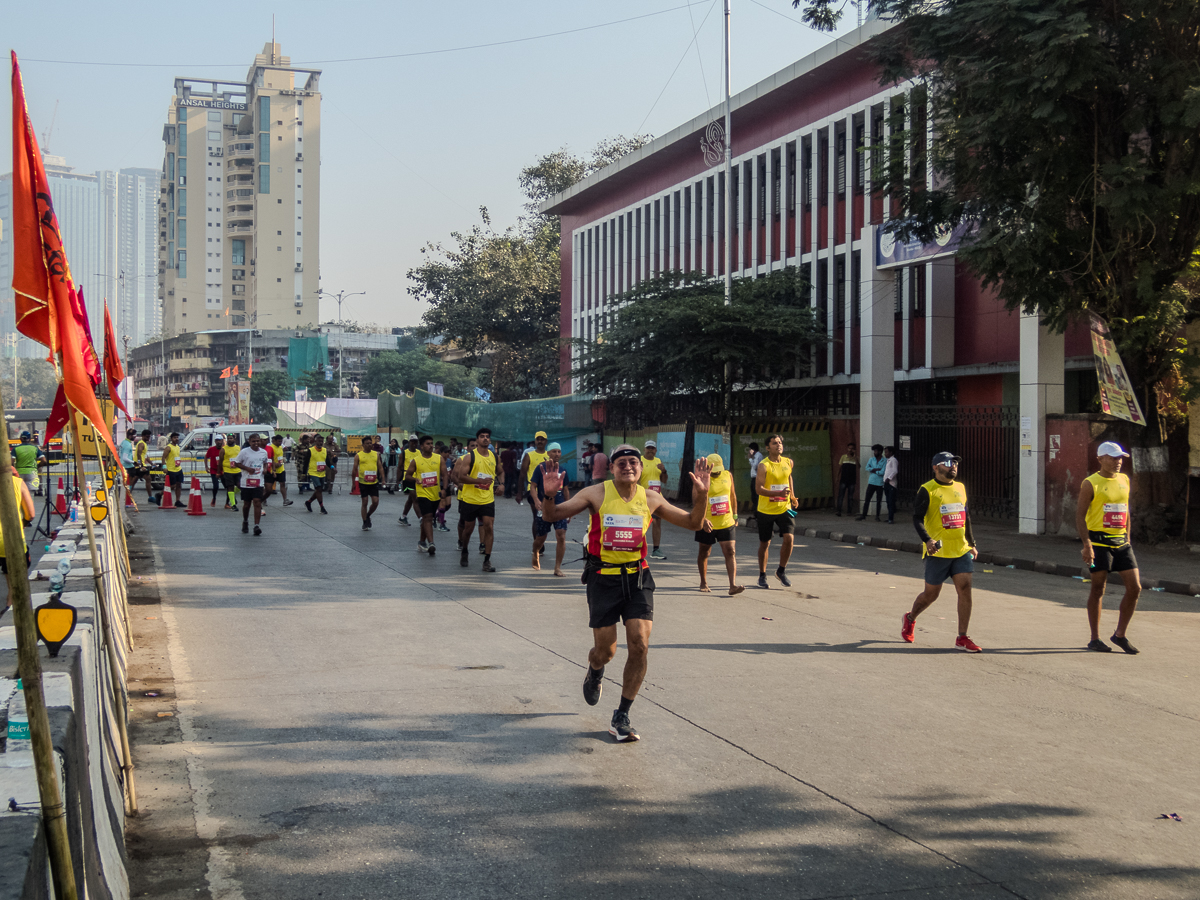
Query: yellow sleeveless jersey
[[921, 478, 970, 558], [1084, 472, 1130, 547], [525, 449, 549, 486], [308, 446, 328, 477], [756, 456, 794, 514], [460, 449, 497, 505], [221, 444, 241, 474], [163, 445, 182, 473], [705, 470, 736, 530], [412, 452, 442, 500], [587, 481, 651, 570], [356, 450, 380, 485], [403, 448, 418, 481], [270, 445, 285, 474], [639, 456, 666, 493], [0, 475, 27, 556]]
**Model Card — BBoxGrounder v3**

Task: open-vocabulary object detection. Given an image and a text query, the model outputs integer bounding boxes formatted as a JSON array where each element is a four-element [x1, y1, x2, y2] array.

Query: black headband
[[610, 446, 641, 464]]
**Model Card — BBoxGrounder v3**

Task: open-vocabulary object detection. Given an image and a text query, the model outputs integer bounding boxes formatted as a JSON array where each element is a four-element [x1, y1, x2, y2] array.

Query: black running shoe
[[609, 709, 639, 742], [1087, 638, 1112, 652], [1111, 635, 1139, 654], [757, 573, 769, 589], [776, 568, 792, 588], [305, 500, 313, 512], [583, 667, 604, 706], [478, 542, 485, 553], [366, 515, 372, 528], [320, 506, 328, 515], [460, 548, 469, 567], [362, 522, 370, 530], [283, 500, 294, 506], [427, 543, 436, 556], [241, 521, 249, 534], [253, 526, 261, 536]]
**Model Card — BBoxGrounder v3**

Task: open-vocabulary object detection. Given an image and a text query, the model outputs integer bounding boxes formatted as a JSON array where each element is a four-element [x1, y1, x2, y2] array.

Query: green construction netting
[[274, 407, 377, 436], [376, 390, 596, 443], [287, 335, 328, 382]]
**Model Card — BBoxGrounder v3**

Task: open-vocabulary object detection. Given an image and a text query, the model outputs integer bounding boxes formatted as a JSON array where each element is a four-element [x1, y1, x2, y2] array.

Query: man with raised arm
[[540, 446, 711, 743]]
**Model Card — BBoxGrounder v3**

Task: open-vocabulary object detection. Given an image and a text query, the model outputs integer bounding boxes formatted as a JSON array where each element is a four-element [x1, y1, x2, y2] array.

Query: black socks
[[618, 695, 634, 714]]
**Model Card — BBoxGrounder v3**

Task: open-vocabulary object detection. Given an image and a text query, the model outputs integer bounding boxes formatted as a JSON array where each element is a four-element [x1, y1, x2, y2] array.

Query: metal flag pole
[[724, 0, 733, 305]]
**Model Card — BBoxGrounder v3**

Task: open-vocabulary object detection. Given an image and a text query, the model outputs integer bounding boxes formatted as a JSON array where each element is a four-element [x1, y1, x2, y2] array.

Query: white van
[[148, 425, 275, 461]]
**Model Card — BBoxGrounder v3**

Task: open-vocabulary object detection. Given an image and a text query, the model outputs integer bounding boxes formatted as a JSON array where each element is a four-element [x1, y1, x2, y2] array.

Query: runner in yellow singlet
[[406, 434, 447, 555], [452, 427, 499, 572], [1075, 442, 1141, 654], [755, 434, 797, 589], [351, 438, 382, 530], [696, 453, 743, 595], [900, 451, 981, 653], [517, 431, 550, 537], [539, 445, 712, 743], [305, 442, 329, 514], [639, 440, 669, 559]]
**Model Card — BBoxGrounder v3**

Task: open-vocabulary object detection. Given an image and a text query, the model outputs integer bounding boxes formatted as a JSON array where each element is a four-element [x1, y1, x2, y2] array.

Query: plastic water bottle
[[69, 502, 79, 523], [5, 679, 33, 767]]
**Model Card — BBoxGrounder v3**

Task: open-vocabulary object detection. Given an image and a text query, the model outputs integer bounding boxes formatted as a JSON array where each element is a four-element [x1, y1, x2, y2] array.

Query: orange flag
[[102, 301, 129, 417], [220, 367, 231, 379], [230, 365, 239, 378], [10, 53, 120, 462], [10, 51, 62, 351]]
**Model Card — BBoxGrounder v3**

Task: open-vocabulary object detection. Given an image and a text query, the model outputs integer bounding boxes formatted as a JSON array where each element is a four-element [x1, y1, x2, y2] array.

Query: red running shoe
[[901, 612, 915, 643], [955, 634, 982, 653]]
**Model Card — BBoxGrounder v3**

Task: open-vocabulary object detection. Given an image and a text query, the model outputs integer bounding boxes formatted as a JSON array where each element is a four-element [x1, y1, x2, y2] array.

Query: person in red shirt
[[205, 436, 225, 507]]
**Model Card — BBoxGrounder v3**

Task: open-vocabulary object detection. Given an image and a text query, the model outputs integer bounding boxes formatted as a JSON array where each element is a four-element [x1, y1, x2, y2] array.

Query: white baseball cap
[[1096, 441, 1129, 458], [644, 440, 657, 448]]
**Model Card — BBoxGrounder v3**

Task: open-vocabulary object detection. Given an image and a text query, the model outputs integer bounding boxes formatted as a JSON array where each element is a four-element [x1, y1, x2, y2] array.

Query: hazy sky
[[5, 1, 856, 338]]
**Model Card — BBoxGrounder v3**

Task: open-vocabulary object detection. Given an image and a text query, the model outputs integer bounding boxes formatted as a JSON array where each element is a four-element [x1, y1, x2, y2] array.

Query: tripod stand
[[32, 461, 71, 541]]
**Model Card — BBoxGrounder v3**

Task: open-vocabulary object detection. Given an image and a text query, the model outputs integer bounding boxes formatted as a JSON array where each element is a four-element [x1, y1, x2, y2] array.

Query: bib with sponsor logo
[[1084, 472, 1131, 546], [756, 457, 794, 514], [920, 479, 971, 558], [705, 470, 736, 530]]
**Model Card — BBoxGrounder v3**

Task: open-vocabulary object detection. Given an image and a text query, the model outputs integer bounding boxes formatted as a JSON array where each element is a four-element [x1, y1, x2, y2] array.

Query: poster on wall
[[1088, 313, 1145, 426], [227, 380, 251, 425], [732, 429, 832, 501]]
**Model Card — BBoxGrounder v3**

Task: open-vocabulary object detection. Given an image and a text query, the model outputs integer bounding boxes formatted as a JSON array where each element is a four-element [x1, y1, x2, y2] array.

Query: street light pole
[[724, 0, 733, 306], [315, 289, 365, 400]]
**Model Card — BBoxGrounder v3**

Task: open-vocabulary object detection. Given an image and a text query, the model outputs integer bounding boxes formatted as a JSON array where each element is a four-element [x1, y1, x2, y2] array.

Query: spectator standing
[[882, 446, 899, 524], [835, 442, 857, 516], [857, 444, 886, 521], [747, 443, 764, 519], [590, 443, 608, 487]]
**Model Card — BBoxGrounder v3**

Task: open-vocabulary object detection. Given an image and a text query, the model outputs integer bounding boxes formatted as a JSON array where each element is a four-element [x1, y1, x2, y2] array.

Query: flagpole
[[0, 388, 80, 900], [63, 389, 138, 814]]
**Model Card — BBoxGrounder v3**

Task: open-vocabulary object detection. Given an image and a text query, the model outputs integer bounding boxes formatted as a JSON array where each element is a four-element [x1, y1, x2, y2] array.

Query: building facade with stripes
[[542, 19, 1095, 534]]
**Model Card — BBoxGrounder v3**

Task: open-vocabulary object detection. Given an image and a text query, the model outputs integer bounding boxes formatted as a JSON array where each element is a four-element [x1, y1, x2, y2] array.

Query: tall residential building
[[158, 42, 321, 338], [0, 157, 161, 357]]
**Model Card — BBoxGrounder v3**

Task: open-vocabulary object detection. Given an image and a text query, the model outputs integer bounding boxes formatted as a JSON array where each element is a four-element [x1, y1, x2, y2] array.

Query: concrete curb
[[784, 525, 1200, 598]]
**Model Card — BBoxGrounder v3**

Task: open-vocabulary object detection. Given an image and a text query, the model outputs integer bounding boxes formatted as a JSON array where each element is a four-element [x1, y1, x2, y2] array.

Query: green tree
[[360, 350, 480, 400], [295, 366, 336, 402], [410, 136, 652, 402], [0, 358, 60, 410], [249, 369, 293, 423], [795, 0, 1200, 431], [572, 268, 821, 424]]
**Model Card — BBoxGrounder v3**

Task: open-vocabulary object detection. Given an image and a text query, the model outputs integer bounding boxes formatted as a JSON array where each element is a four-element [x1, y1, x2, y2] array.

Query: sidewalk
[[744, 507, 1200, 598]]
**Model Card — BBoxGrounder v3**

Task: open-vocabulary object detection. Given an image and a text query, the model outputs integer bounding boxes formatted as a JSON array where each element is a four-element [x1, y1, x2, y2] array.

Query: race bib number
[[244, 468, 262, 488], [770, 484, 789, 501], [362, 471, 377, 484], [1102, 503, 1127, 530], [602, 514, 645, 552], [940, 502, 966, 529], [647, 480, 662, 493], [316, 462, 326, 474], [419, 470, 439, 487], [709, 494, 731, 517]]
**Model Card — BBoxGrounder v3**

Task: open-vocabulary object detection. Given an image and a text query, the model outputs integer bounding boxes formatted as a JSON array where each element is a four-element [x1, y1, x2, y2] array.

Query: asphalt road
[[128, 486, 1200, 899]]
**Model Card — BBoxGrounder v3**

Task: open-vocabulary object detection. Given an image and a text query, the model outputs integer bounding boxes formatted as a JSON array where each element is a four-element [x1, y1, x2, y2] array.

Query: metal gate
[[895, 405, 1019, 519]]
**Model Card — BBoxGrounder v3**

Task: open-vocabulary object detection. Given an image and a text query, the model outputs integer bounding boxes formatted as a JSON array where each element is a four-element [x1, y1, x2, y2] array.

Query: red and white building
[[542, 19, 1098, 535]]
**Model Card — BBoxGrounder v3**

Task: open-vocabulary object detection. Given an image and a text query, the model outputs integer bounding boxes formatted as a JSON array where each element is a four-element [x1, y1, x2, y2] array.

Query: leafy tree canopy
[[572, 268, 821, 423], [795, 0, 1200, 414], [410, 136, 652, 402], [249, 368, 293, 423], [0, 357, 59, 410], [360, 349, 481, 401]]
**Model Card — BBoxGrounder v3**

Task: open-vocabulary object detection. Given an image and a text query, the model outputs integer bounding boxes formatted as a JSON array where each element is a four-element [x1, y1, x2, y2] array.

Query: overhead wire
[[636, 0, 720, 137], [21, 2, 713, 69]]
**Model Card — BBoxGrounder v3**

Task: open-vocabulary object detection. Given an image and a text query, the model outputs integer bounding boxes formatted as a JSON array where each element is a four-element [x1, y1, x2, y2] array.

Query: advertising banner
[[73, 400, 116, 459], [1088, 313, 1145, 425], [875, 221, 974, 270], [227, 380, 251, 425], [733, 429, 831, 501]]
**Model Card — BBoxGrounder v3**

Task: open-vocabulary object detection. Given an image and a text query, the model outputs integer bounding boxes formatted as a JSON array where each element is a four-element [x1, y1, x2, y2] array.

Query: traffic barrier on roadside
[[186, 476, 206, 516], [55, 477, 68, 515]]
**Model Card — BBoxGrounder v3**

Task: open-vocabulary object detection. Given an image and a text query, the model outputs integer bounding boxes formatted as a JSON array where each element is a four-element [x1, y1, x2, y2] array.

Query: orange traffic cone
[[186, 476, 207, 516], [351, 477, 360, 496], [55, 478, 68, 516], [159, 482, 175, 509]]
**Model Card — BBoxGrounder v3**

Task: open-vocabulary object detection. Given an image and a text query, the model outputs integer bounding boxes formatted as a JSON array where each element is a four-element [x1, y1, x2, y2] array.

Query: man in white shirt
[[747, 443, 764, 521], [281, 434, 294, 463], [232, 433, 270, 536], [882, 445, 899, 525]]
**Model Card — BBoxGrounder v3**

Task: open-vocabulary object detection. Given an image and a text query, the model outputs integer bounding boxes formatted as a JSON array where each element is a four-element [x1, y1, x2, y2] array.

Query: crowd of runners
[[124, 426, 1145, 743]]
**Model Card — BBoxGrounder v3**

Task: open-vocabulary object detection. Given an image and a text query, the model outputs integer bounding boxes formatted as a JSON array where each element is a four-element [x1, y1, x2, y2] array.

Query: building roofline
[[540, 16, 895, 216]]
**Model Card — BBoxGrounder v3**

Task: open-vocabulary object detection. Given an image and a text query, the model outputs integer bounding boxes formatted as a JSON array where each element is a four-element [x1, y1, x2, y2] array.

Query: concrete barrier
[[1, 485, 132, 900]]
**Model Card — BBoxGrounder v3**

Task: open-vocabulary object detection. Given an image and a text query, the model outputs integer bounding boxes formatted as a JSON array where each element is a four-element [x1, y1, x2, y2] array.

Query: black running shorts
[[402, 479, 416, 494], [459, 500, 495, 521], [240, 487, 264, 502], [221, 473, 241, 490], [695, 525, 735, 545], [358, 483, 380, 497], [756, 512, 795, 542], [416, 497, 439, 517], [587, 569, 656, 628], [1090, 542, 1137, 574]]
